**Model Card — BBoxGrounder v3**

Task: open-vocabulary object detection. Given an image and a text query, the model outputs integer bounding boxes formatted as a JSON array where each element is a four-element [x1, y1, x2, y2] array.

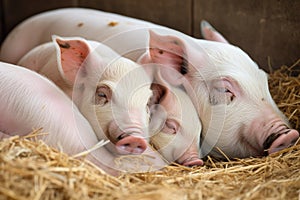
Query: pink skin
[[109, 123, 148, 155], [200, 20, 229, 43], [1, 8, 298, 158], [18, 36, 203, 166], [141, 30, 299, 158], [199, 21, 299, 156], [19, 36, 152, 155], [148, 68, 203, 166], [0, 62, 120, 176]]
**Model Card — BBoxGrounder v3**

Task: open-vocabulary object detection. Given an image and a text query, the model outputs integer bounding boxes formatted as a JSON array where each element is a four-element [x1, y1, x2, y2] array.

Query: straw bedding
[[0, 61, 299, 200]]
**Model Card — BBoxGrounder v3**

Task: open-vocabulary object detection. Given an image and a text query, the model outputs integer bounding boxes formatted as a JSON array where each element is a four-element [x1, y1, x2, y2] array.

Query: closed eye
[[95, 85, 111, 106], [215, 87, 231, 93]]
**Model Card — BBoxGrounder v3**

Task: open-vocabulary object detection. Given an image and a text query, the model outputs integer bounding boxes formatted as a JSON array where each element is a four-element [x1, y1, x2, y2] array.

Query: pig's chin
[[238, 132, 265, 157]]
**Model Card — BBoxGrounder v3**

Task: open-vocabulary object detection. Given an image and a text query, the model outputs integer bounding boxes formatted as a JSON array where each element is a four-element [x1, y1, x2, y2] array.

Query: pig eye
[[216, 87, 230, 93], [95, 85, 111, 106], [162, 119, 179, 135]]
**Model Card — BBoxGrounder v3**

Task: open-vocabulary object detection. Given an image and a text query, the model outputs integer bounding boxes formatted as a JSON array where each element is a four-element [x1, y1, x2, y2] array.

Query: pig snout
[[176, 144, 204, 167], [108, 120, 148, 155], [263, 128, 299, 155], [115, 134, 147, 154]]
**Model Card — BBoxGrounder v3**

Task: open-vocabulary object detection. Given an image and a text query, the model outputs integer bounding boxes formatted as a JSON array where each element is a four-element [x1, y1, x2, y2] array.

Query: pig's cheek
[[150, 133, 176, 161]]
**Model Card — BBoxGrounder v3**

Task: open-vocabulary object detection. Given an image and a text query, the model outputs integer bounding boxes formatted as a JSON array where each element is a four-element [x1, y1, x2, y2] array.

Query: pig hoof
[[181, 157, 204, 167], [116, 135, 147, 154], [266, 129, 299, 154]]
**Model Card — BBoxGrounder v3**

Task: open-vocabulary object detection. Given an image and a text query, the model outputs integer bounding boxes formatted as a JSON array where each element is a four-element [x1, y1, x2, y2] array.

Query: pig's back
[[0, 8, 161, 64]]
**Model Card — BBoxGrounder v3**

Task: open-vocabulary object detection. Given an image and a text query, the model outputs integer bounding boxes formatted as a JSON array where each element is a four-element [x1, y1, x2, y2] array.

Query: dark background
[[0, 0, 299, 72]]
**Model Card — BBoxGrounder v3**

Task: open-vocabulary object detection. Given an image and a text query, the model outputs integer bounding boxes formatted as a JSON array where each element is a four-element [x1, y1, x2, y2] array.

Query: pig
[[0, 61, 168, 175], [148, 65, 203, 166], [1, 8, 298, 159], [142, 30, 299, 158], [17, 35, 154, 156], [18, 36, 204, 166]]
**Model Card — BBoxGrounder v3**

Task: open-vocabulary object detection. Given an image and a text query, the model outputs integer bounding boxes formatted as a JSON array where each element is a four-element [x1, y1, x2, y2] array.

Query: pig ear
[[148, 30, 188, 79], [200, 20, 229, 44], [148, 83, 169, 135], [52, 35, 91, 85]]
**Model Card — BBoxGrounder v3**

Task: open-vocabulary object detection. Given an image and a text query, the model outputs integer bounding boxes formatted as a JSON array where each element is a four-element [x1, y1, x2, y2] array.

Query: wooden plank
[[2, 0, 77, 37], [0, 0, 3, 43], [78, 0, 192, 35], [193, 0, 300, 71]]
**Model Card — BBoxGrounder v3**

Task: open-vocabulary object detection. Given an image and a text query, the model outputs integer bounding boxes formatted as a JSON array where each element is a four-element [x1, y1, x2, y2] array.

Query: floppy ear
[[53, 35, 91, 85], [148, 83, 168, 136], [148, 30, 190, 86], [200, 20, 229, 44]]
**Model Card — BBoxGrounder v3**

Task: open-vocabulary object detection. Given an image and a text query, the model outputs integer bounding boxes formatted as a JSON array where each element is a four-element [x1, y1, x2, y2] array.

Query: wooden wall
[[0, 0, 299, 71]]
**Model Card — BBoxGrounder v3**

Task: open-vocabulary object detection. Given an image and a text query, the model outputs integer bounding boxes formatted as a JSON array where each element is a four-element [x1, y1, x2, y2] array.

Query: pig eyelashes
[[94, 85, 112, 106], [209, 87, 235, 105], [162, 119, 179, 135], [209, 78, 239, 105]]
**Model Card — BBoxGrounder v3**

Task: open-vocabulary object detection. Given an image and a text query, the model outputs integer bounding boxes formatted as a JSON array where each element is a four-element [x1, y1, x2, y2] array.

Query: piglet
[[148, 65, 203, 166], [18, 36, 153, 156], [0, 62, 116, 175]]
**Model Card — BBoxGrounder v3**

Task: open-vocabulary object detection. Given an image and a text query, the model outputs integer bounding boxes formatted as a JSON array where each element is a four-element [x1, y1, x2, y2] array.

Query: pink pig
[[18, 36, 154, 156], [1, 8, 298, 159]]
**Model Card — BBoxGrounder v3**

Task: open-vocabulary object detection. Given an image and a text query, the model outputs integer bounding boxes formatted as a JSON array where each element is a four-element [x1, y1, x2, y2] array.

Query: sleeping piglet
[[0, 62, 146, 176], [18, 36, 153, 156], [148, 65, 203, 166]]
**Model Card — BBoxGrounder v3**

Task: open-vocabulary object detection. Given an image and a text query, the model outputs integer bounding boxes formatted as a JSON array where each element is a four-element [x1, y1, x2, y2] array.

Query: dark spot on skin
[[58, 42, 70, 49], [159, 50, 164, 54], [180, 59, 188, 74], [77, 22, 84, 27], [79, 83, 85, 92], [108, 21, 119, 27], [261, 98, 265, 101], [173, 40, 179, 45]]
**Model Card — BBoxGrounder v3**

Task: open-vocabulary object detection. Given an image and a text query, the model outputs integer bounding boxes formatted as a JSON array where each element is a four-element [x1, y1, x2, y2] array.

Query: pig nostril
[[116, 135, 147, 154]]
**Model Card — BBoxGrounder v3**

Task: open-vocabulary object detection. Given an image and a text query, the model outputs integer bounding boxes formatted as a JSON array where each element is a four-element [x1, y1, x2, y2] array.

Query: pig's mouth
[[263, 128, 299, 155]]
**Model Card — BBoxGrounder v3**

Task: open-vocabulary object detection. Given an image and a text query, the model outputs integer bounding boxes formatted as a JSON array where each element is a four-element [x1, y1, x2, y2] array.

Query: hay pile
[[1, 62, 299, 200]]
